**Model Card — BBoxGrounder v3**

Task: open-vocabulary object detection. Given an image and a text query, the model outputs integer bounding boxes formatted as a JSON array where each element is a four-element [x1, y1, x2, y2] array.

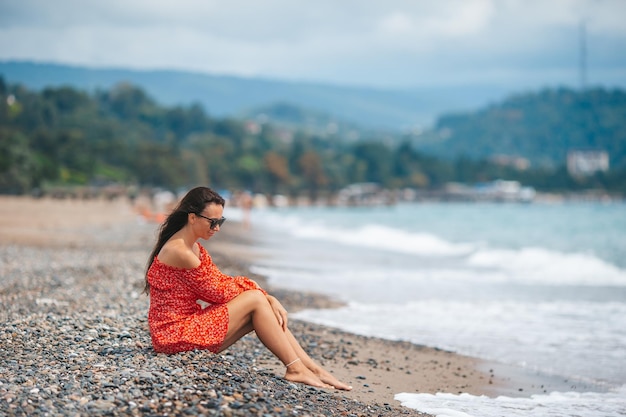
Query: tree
[[236, 154, 264, 190], [264, 151, 291, 194], [351, 142, 392, 185], [0, 130, 39, 193], [100, 83, 158, 120], [298, 150, 327, 201]]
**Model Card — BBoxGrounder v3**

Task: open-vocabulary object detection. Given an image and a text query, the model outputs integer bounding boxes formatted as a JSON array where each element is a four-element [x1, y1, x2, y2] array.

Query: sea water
[[230, 201, 626, 417]]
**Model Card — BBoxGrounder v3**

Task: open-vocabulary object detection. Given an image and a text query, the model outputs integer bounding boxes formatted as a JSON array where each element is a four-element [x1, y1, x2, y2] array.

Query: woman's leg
[[218, 321, 253, 352], [283, 328, 352, 390], [223, 290, 331, 388]]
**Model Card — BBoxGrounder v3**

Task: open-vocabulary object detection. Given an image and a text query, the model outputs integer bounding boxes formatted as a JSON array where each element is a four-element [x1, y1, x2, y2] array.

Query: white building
[[567, 150, 609, 177]]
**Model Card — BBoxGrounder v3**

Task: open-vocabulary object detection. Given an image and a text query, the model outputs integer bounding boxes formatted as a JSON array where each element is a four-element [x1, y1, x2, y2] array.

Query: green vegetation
[[1, 77, 624, 198], [419, 88, 626, 169]]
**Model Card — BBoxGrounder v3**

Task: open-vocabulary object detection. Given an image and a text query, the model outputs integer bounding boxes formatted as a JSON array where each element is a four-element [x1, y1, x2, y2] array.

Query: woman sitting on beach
[[144, 186, 351, 390]]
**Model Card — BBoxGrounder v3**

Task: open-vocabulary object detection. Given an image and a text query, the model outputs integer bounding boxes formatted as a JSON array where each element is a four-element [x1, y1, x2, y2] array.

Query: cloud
[[0, 0, 625, 89]]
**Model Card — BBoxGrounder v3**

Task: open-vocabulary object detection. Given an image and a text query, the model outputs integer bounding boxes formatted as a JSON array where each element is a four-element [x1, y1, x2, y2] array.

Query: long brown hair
[[144, 186, 225, 294]]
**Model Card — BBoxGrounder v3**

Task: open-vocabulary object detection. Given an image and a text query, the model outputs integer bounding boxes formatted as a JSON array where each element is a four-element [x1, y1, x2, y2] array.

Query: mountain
[[414, 88, 626, 169], [0, 60, 509, 131]]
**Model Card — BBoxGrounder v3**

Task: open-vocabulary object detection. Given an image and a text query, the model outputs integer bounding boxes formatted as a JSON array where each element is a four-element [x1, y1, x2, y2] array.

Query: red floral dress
[[147, 244, 266, 354]]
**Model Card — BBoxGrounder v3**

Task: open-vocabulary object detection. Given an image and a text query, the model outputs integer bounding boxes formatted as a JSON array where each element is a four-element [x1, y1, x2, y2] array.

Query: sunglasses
[[195, 214, 226, 230]]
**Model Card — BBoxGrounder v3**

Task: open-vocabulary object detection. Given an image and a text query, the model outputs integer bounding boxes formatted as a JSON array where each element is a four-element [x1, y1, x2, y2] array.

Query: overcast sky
[[1, 0, 625, 90]]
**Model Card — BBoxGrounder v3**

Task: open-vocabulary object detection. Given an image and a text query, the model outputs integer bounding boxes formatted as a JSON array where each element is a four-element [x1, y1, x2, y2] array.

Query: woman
[[145, 186, 351, 390]]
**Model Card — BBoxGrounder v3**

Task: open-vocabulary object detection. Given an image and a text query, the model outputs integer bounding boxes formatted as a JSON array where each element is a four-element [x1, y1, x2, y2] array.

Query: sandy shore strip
[[0, 196, 590, 416]]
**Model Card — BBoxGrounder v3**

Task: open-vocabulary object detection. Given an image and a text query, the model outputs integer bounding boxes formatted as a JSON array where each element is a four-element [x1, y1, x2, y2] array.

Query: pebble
[[0, 229, 427, 417]]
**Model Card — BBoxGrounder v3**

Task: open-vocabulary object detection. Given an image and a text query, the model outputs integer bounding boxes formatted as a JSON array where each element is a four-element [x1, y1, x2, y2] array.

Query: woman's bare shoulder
[[158, 240, 201, 269]]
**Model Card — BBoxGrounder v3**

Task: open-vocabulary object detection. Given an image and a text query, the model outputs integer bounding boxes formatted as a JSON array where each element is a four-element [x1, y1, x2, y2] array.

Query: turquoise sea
[[227, 201, 626, 417]]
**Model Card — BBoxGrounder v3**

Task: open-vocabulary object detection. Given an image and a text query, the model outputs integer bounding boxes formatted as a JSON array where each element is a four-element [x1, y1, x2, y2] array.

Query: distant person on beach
[[144, 186, 351, 390], [239, 191, 253, 229]]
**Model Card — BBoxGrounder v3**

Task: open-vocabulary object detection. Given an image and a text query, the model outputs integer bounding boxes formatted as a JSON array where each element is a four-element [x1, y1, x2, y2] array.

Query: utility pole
[[579, 20, 587, 91]]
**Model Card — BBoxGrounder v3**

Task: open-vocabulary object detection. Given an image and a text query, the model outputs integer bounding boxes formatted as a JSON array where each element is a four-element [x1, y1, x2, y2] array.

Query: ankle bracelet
[[285, 358, 301, 367]]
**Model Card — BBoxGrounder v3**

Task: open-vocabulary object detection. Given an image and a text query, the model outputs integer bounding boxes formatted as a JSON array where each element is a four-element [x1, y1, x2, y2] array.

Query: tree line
[[1, 77, 624, 199]]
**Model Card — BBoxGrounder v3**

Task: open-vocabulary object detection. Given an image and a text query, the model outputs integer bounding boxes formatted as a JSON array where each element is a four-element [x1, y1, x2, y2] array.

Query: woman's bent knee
[[244, 289, 267, 302], [231, 290, 267, 310], [227, 290, 268, 327]]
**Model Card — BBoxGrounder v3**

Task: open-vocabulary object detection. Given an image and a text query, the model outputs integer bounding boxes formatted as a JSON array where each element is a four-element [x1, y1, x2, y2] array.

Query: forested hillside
[[0, 78, 441, 196], [418, 88, 626, 169], [1, 77, 624, 197]]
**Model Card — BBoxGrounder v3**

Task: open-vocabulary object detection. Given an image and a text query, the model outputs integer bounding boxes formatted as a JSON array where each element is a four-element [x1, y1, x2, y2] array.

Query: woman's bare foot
[[284, 364, 332, 389], [314, 368, 353, 391]]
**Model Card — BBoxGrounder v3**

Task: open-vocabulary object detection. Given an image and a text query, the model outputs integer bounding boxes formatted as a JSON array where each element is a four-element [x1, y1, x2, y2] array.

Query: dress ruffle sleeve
[[175, 245, 267, 304]]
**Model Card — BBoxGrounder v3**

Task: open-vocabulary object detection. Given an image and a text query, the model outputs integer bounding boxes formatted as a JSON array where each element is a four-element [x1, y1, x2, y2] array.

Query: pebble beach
[[0, 196, 532, 416]]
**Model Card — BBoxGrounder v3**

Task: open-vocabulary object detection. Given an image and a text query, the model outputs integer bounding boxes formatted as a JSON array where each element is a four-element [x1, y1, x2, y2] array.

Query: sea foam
[[259, 209, 626, 286], [395, 385, 626, 417], [291, 223, 475, 256], [467, 246, 626, 286]]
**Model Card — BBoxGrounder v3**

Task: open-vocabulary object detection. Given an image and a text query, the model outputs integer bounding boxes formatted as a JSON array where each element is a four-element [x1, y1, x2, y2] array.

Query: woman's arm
[[178, 251, 267, 304], [266, 295, 288, 331]]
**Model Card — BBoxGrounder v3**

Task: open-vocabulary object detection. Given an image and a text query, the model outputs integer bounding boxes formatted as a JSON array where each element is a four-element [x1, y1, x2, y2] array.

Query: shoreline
[[0, 196, 603, 416], [205, 209, 608, 401]]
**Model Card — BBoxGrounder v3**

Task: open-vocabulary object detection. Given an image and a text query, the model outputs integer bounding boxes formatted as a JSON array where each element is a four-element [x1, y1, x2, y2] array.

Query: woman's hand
[[267, 295, 288, 331]]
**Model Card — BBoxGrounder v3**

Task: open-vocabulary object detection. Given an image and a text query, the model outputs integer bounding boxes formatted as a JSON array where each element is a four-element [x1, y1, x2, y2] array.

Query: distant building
[[336, 182, 394, 206], [567, 150, 609, 177], [489, 154, 530, 170], [474, 180, 536, 203], [245, 120, 261, 134], [441, 180, 535, 203]]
